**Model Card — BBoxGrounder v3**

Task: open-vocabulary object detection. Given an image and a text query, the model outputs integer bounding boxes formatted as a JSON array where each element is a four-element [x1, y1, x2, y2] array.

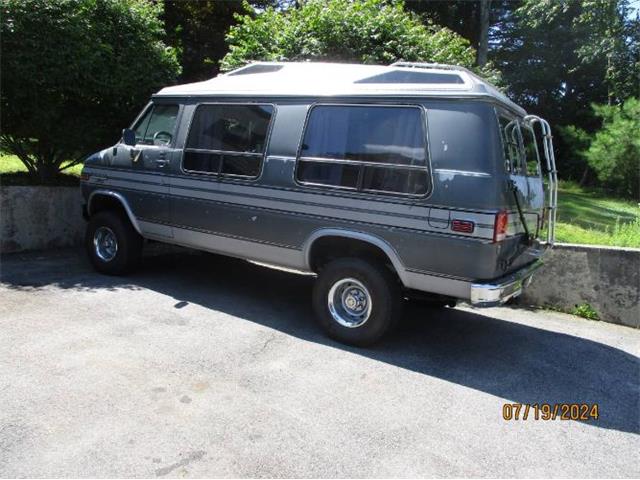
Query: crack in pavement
[[155, 450, 206, 477]]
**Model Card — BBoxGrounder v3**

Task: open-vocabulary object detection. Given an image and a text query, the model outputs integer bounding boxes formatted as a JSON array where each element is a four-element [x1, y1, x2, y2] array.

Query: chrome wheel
[[93, 226, 118, 262], [327, 278, 372, 328]]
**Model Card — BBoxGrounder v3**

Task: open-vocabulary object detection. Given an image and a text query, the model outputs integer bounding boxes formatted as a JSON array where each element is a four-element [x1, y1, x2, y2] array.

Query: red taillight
[[451, 219, 475, 234], [493, 210, 509, 242]]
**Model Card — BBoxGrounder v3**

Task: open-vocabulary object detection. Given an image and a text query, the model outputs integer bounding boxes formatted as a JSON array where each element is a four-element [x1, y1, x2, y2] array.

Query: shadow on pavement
[[2, 246, 639, 435]]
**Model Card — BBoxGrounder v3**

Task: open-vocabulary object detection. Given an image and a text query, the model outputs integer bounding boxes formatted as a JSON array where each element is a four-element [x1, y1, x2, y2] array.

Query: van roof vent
[[355, 70, 464, 85], [227, 64, 284, 76]]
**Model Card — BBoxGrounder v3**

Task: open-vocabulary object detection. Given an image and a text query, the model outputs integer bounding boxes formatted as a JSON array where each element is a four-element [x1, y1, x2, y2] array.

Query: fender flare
[[302, 228, 408, 286], [87, 190, 142, 235]]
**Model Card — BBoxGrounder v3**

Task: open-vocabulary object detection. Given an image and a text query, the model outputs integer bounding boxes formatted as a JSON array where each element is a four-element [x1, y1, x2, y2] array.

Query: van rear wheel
[[85, 210, 142, 275], [312, 258, 402, 346]]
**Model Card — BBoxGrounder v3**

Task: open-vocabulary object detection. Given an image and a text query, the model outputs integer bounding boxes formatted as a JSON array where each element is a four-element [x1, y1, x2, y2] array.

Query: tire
[[85, 210, 143, 275], [312, 258, 402, 347]]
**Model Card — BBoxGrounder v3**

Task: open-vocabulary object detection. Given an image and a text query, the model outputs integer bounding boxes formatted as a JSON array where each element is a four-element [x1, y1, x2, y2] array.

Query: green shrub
[[0, 0, 180, 185], [220, 0, 500, 84], [585, 98, 640, 198], [572, 303, 600, 321]]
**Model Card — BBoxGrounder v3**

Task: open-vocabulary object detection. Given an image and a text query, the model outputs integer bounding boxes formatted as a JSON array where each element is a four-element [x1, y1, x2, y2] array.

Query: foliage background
[[1, 0, 638, 203], [0, 0, 180, 183]]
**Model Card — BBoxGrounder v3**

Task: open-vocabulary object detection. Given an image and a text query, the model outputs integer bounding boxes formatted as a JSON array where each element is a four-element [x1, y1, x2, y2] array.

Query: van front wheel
[[85, 210, 142, 275], [312, 258, 402, 346]]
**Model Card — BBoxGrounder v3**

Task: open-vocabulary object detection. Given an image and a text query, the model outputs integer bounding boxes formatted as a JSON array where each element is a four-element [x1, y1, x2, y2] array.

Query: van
[[81, 61, 558, 346]]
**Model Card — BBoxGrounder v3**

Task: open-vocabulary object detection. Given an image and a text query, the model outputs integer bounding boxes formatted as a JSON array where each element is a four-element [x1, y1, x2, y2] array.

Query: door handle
[[155, 158, 169, 168]]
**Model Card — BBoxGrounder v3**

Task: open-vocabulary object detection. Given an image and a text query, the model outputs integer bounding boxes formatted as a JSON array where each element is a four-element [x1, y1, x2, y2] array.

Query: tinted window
[[133, 104, 179, 145], [186, 104, 273, 153], [183, 104, 274, 177], [426, 103, 498, 174], [362, 166, 428, 195], [297, 161, 360, 189], [300, 105, 426, 166], [296, 105, 429, 196]]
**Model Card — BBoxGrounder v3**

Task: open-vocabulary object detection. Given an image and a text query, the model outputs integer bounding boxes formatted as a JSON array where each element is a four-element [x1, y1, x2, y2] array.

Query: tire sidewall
[[85, 211, 139, 275], [313, 258, 400, 346]]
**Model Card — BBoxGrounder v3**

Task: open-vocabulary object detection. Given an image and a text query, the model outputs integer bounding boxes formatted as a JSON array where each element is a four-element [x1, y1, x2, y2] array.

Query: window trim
[[130, 102, 181, 148], [294, 102, 433, 199], [180, 102, 277, 181]]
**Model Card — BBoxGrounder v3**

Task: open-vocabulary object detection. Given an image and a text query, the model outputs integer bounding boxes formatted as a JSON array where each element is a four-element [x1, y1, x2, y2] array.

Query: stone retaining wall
[[1, 186, 84, 253], [518, 243, 639, 328]]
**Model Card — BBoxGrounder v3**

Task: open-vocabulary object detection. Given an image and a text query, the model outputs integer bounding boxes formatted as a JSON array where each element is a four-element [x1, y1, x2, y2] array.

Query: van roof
[[155, 61, 526, 116]]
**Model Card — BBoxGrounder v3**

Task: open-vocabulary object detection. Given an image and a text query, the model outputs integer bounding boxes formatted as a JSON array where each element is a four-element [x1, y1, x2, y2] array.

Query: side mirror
[[122, 128, 136, 146]]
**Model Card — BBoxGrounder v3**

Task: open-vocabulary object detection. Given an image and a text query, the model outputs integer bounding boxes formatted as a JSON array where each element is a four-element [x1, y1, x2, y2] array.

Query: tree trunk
[[477, 0, 491, 67], [37, 159, 59, 185], [579, 165, 589, 187]]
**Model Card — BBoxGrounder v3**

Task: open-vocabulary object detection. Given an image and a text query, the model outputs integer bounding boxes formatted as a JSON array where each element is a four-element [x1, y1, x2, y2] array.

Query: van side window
[[520, 125, 541, 176], [498, 116, 523, 173], [297, 105, 429, 196], [183, 104, 274, 178], [133, 104, 179, 146]]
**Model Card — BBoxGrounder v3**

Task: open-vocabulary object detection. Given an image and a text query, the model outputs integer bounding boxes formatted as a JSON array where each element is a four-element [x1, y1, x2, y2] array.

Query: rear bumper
[[470, 260, 543, 307]]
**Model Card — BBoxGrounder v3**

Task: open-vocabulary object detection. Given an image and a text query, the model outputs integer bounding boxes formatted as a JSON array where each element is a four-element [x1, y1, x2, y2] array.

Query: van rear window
[[426, 102, 498, 174], [183, 104, 274, 178], [296, 105, 429, 196]]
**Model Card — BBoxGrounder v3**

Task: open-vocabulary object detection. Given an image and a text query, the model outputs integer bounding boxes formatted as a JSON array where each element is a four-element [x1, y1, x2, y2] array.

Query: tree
[[585, 98, 640, 198], [220, 0, 499, 83], [491, 0, 639, 184], [477, 0, 491, 67], [162, 1, 250, 83], [403, 0, 514, 67], [1, 0, 180, 184]]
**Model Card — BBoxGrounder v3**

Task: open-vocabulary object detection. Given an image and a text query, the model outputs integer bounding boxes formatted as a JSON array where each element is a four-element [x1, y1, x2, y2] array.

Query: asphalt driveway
[[1, 246, 639, 477]]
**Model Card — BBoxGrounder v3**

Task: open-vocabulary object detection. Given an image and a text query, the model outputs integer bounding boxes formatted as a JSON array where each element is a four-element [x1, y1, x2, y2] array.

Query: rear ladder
[[524, 115, 558, 246]]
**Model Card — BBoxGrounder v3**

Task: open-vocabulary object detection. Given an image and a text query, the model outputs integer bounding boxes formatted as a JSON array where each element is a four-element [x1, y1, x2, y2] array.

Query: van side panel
[[83, 96, 526, 297]]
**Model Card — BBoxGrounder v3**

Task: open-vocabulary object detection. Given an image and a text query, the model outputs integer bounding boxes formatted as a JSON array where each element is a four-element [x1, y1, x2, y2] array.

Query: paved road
[[1, 247, 639, 477]]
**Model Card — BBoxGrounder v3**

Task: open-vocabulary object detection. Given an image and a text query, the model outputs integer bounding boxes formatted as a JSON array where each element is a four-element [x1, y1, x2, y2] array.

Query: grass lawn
[[554, 181, 639, 248], [1, 154, 638, 248], [0, 153, 82, 185], [0, 153, 83, 175]]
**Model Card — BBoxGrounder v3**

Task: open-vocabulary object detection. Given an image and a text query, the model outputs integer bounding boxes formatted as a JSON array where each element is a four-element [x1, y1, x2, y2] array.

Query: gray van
[[81, 61, 558, 346]]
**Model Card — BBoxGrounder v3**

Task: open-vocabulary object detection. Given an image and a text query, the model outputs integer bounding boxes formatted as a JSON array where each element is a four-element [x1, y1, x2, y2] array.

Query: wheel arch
[[87, 190, 142, 235], [303, 229, 408, 286]]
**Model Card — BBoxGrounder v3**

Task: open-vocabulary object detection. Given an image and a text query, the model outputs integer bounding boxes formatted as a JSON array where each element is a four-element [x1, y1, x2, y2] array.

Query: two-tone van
[[81, 61, 558, 346]]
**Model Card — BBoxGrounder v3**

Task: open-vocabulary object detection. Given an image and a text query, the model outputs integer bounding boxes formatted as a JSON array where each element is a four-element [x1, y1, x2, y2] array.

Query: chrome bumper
[[470, 260, 543, 307]]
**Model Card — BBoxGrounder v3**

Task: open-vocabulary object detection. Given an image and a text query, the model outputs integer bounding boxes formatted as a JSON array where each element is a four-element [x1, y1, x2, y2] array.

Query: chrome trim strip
[[434, 169, 492, 178]]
